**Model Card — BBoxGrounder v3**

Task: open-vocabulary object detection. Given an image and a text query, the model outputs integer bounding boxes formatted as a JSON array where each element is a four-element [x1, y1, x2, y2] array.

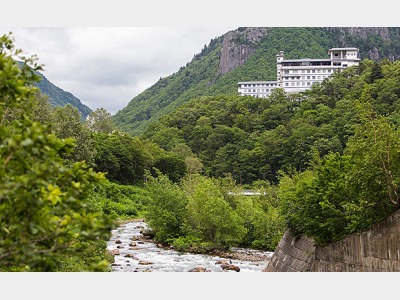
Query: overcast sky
[[0, 27, 234, 115]]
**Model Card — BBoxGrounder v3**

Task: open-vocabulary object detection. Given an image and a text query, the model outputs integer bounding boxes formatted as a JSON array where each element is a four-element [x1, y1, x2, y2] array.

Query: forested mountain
[[113, 27, 400, 136], [33, 68, 92, 119]]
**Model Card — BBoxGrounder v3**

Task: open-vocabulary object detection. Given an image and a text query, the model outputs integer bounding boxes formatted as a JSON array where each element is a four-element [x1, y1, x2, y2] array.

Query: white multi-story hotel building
[[237, 47, 360, 98]]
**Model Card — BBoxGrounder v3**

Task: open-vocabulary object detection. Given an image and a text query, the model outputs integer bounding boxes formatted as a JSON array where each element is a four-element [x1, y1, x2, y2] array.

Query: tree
[[86, 107, 116, 134], [92, 132, 150, 184], [183, 175, 246, 247], [144, 171, 189, 243], [0, 33, 113, 271], [51, 104, 96, 166]]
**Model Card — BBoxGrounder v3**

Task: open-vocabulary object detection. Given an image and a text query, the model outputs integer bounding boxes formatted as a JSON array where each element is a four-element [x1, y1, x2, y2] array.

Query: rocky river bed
[[107, 219, 273, 272]]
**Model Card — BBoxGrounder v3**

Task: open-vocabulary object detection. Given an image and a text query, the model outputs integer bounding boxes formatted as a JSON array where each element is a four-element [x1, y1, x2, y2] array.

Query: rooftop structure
[[237, 47, 360, 98]]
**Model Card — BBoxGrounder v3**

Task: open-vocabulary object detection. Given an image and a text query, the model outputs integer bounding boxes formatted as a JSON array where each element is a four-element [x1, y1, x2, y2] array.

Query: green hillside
[[113, 27, 400, 136], [33, 69, 92, 119]]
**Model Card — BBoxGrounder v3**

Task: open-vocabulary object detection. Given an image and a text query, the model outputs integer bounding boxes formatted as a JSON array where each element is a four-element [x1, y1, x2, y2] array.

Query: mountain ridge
[[33, 69, 92, 119]]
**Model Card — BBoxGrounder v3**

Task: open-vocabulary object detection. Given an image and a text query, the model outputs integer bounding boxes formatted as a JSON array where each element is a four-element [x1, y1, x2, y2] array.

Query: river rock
[[221, 264, 240, 272], [108, 249, 120, 256], [215, 259, 230, 265], [138, 260, 154, 265], [188, 266, 209, 272]]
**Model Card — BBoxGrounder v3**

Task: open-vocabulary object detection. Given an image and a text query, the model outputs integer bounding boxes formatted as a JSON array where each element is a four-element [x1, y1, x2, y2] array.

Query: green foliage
[[143, 171, 189, 243], [91, 131, 187, 184], [183, 175, 246, 247], [92, 132, 150, 184], [152, 151, 187, 183], [50, 104, 96, 166], [86, 107, 117, 134], [279, 108, 400, 245], [0, 33, 113, 271], [142, 171, 283, 251], [90, 181, 147, 219]]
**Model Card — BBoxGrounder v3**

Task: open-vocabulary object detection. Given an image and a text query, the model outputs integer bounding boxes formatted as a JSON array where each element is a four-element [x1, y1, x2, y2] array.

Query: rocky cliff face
[[217, 27, 268, 75], [328, 27, 395, 61], [329, 27, 391, 41]]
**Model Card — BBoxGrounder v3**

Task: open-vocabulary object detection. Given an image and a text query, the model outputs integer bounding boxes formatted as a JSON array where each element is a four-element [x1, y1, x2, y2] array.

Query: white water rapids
[[107, 220, 273, 272]]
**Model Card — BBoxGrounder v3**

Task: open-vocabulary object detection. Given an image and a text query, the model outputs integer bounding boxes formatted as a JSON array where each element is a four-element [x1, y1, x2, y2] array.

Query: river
[[107, 220, 273, 272]]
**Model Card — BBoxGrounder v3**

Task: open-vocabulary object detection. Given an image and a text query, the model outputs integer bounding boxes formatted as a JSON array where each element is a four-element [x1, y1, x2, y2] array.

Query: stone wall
[[264, 229, 315, 272], [264, 208, 400, 272]]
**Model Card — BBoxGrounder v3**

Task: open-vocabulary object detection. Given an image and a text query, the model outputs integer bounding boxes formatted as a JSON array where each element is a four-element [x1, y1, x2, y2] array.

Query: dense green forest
[[3, 29, 400, 271], [113, 27, 400, 136]]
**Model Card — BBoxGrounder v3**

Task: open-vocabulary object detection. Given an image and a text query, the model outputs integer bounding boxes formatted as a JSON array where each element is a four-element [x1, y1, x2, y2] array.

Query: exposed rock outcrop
[[329, 27, 391, 41], [217, 27, 268, 75]]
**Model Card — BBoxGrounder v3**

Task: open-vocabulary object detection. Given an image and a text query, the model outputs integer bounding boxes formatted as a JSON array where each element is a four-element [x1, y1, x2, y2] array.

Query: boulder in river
[[108, 249, 120, 256], [138, 260, 154, 265], [188, 266, 210, 272], [221, 264, 240, 272]]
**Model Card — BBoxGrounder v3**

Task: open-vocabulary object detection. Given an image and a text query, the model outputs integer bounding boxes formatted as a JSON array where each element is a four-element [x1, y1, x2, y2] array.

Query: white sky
[[0, 1, 394, 116]]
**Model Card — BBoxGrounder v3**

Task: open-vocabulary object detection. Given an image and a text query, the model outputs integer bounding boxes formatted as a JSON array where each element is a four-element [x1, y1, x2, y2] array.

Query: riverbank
[[112, 218, 273, 265]]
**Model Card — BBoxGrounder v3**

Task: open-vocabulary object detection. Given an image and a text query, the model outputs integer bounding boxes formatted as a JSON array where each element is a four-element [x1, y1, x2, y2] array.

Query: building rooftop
[[328, 47, 359, 51], [237, 81, 277, 84]]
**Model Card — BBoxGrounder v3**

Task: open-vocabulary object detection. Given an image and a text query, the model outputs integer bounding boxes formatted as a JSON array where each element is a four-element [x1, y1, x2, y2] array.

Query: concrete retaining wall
[[264, 208, 400, 272]]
